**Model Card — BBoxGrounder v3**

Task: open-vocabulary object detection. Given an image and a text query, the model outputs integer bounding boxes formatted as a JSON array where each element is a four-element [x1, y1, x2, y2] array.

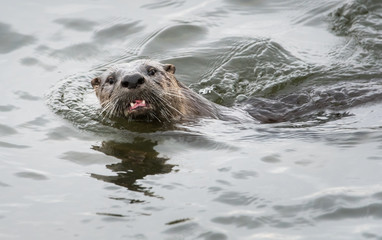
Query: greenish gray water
[[1, 0, 382, 239]]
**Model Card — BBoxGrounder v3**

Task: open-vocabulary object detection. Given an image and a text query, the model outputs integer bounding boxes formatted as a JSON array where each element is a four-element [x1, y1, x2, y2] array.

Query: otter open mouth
[[125, 100, 151, 116], [129, 100, 147, 111]]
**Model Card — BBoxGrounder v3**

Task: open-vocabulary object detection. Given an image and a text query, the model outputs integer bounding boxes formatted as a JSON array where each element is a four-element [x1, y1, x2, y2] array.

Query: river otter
[[91, 59, 222, 122]]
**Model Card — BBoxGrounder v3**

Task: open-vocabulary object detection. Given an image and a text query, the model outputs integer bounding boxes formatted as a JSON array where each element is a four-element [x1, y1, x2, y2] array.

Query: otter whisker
[[100, 100, 115, 119], [163, 92, 188, 100], [156, 96, 184, 116], [149, 95, 178, 120]]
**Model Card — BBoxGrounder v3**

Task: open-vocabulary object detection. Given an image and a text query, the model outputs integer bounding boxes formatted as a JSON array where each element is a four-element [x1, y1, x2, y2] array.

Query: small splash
[[194, 37, 314, 106], [46, 69, 105, 132], [328, 0, 382, 52]]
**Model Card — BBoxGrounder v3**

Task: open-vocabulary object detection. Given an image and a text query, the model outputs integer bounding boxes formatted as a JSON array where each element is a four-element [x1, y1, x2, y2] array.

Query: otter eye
[[106, 76, 115, 84], [148, 68, 157, 76]]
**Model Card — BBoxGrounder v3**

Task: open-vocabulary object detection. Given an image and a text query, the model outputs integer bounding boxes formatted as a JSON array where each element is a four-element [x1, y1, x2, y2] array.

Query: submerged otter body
[[91, 59, 222, 122]]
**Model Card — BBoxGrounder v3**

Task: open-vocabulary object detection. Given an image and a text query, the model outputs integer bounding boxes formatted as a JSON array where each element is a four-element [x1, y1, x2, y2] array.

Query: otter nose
[[121, 74, 145, 89]]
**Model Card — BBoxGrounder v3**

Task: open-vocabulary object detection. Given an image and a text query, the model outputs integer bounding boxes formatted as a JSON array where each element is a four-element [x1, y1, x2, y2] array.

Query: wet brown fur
[[91, 59, 220, 122]]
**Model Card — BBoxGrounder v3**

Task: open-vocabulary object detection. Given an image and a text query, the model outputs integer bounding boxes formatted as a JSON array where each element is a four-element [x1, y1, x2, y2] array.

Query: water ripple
[[328, 0, 382, 52], [0, 22, 36, 54], [14, 171, 48, 180], [141, 0, 185, 10], [54, 18, 98, 32], [93, 21, 144, 44]]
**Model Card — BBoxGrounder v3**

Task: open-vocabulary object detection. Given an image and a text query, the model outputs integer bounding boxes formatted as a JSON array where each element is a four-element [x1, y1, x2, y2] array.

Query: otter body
[[91, 59, 221, 122]]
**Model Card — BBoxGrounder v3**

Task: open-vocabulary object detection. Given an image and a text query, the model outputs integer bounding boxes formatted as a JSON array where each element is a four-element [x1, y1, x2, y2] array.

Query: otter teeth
[[129, 100, 147, 111]]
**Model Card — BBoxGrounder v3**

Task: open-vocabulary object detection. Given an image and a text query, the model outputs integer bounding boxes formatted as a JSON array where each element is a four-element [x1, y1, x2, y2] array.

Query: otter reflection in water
[[91, 137, 173, 196]]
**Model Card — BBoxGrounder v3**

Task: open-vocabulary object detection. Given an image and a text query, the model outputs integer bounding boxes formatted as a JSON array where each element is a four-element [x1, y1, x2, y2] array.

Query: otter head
[[91, 59, 186, 122]]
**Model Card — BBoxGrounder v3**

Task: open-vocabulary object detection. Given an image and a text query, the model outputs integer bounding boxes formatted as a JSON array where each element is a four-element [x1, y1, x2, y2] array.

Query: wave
[[328, 0, 382, 52]]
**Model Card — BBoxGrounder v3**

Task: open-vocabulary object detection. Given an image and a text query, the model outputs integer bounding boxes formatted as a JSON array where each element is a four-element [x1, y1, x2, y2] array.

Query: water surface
[[1, 0, 382, 239]]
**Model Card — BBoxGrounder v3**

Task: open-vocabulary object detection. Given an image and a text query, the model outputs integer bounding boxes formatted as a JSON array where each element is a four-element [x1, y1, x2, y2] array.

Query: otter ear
[[91, 77, 100, 89], [163, 64, 176, 74]]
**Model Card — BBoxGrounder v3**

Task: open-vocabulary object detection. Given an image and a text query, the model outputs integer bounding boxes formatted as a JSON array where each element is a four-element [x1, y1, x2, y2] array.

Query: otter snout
[[121, 73, 145, 89]]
